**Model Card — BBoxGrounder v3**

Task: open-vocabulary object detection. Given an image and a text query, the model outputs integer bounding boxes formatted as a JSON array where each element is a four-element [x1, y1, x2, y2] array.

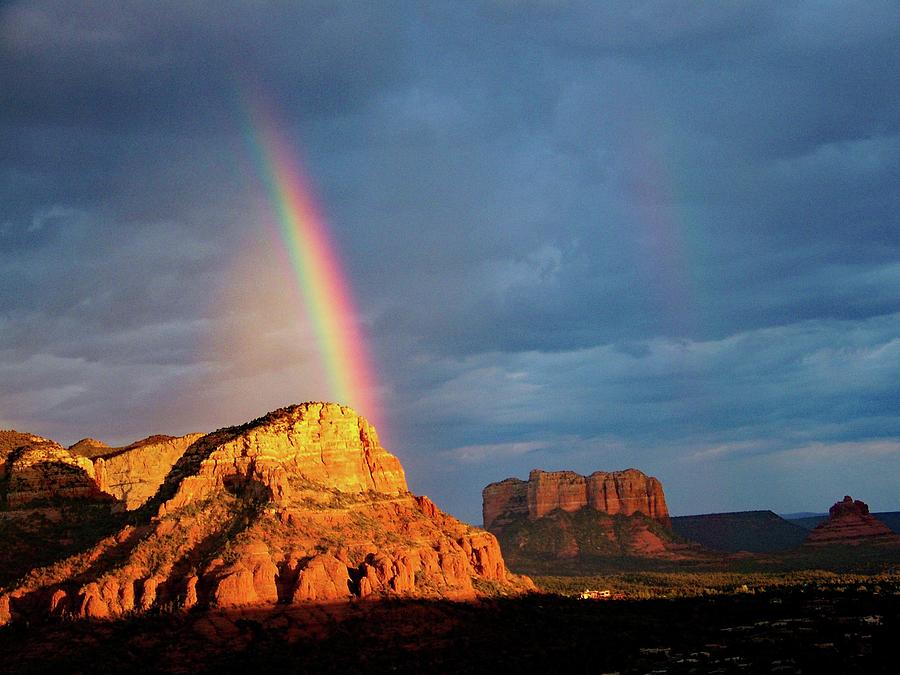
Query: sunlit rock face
[[155, 403, 408, 516], [483, 468, 670, 532], [93, 434, 205, 510], [0, 403, 532, 626], [482, 468, 684, 566], [0, 435, 113, 509], [805, 495, 897, 546]]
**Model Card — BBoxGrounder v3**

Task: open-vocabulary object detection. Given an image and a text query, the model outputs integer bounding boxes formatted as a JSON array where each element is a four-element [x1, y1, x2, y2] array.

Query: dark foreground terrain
[[1, 576, 897, 674]]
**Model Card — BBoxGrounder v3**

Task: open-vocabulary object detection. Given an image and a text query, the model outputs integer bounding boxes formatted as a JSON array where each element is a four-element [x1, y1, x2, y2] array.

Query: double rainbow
[[243, 102, 381, 431]]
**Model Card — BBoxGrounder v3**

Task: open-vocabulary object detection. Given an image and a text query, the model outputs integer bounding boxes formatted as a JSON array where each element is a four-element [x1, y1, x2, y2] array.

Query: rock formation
[[93, 434, 205, 509], [1, 431, 52, 477], [154, 403, 408, 516], [2, 430, 201, 512], [483, 468, 670, 533], [0, 403, 532, 626], [482, 469, 688, 570], [805, 496, 897, 546], [68, 438, 111, 459], [1, 436, 114, 509]]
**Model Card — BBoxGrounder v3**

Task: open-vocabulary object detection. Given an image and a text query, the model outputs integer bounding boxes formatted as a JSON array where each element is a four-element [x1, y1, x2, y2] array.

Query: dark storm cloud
[[0, 1, 410, 130], [305, 1, 900, 357], [398, 314, 900, 521], [1, 1, 898, 521]]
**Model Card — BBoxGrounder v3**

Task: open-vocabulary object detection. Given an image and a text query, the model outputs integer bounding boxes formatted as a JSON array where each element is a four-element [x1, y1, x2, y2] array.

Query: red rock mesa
[[482, 469, 686, 565], [483, 468, 670, 533]]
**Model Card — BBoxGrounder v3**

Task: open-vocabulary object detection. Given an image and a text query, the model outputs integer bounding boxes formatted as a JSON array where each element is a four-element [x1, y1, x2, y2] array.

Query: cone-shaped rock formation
[[805, 496, 898, 546]]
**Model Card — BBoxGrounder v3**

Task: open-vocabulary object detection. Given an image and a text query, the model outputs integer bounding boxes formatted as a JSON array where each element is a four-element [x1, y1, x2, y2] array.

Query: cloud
[[683, 441, 772, 463], [391, 313, 900, 519], [443, 440, 548, 465], [0, 1, 412, 131], [1, 1, 898, 521], [771, 439, 900, 463]]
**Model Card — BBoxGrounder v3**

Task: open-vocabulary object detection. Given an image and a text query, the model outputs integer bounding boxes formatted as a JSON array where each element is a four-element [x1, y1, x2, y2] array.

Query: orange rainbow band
[[243, 101, 381, 431]]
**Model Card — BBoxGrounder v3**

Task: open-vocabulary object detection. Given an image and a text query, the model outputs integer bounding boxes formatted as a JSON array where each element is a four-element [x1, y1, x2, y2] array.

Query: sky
[[2, 1, 898, 524]]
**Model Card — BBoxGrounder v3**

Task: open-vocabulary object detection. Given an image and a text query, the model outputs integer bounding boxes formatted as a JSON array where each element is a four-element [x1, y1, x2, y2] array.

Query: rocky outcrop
[[482, 477, 530, 535], [3, 431, 202, 511], [1, 438, 114, 508], [157, 403, 408, 516], [1, 431, 49, 454], [68, 438, 110, 459], [1, 431, 53, 477], [483, 468, 670, 532], [0, 403, 532, 626], [805, 496, 898, 546], [93, 434, 204, 510], [482, 468, 684, 568]]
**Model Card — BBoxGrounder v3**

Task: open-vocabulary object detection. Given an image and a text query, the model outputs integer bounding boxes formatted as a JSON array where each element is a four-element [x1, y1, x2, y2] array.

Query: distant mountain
[[787, 515, 828, 530], [779, 512, 826, 520], [671, 511, 809, 552]]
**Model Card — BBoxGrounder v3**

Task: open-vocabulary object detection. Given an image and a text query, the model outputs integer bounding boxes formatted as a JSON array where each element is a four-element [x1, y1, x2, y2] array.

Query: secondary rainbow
[[242, 101, 381, 431]]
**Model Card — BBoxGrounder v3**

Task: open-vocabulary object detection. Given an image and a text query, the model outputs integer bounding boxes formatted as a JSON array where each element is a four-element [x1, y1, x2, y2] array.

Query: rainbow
[[242, 101, 381, 431]]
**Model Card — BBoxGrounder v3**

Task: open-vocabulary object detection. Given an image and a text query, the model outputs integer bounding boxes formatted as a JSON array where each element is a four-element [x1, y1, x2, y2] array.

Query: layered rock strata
[[805, 496, 897, 546], [483, 468, 670, 532], [0, 403, 532, 626], [2, 430, 202, 512], [156, 403, 407, 516], [1, 437, 114, 508], [93, 434, 204, 509]]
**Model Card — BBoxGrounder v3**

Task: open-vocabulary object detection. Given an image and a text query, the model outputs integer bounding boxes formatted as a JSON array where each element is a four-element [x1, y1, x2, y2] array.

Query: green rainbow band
[[242, 98, 381, 431]]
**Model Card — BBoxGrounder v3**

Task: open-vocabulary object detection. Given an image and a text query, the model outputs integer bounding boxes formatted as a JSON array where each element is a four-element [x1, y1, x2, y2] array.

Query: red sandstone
[[0, 403, 532, 627], [805, 495, 897, 546], [483, 468, 670, 532]]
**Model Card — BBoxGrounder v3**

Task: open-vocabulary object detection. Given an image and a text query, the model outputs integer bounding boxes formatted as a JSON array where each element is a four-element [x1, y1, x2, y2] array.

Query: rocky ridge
[[92, 434, 205, 509], [1, 435, 114, 509], [68, 438, 111, 459], [483, 468, 670, 533], [2, 430, 199, 513], [0, 403, 531, 626], [805, 496, 898, 546]]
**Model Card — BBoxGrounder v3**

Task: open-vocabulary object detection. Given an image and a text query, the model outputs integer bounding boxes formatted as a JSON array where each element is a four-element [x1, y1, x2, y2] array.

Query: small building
[[579, 589, 612, 600]]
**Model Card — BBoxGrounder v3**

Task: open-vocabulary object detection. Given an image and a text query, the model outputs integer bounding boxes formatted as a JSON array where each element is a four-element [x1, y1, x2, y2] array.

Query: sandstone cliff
[[155, 403, 408, 516], [482, 468, 689, 570], [0, 403, 531, 626], [93, 434, 204, 509], [1, 431, 52, 479], [1, 436, 114, 509], [2, 430, 202, 512], [805, 496, 898, 546], [483, 468, 670, 532]]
